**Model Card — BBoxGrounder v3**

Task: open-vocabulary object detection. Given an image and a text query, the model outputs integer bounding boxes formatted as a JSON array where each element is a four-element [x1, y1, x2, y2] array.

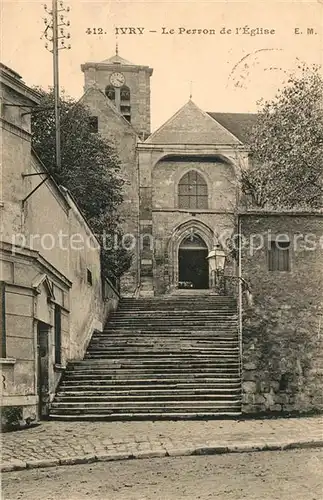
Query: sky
[[2, 0, 323, 131]]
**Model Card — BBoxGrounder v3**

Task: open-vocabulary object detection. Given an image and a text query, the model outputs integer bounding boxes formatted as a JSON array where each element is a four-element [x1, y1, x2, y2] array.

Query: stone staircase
[[50, 295, 242, 420]]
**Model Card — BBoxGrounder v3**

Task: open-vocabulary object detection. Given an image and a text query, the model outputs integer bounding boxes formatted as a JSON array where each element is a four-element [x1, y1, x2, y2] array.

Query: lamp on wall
[[206, 244, 226, 294]]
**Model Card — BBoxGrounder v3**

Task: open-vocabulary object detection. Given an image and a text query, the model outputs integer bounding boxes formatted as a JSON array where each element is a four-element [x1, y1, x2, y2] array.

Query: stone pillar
[[138, 150, 154, 296]]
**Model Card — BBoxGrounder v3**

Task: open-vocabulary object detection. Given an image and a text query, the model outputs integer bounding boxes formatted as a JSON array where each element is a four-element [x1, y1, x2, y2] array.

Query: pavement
[[1, 416, 323, 473]]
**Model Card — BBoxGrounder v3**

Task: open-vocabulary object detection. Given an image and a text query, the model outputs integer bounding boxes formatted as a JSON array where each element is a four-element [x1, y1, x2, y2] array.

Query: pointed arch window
[[120, 85, 131, 122], [178, 171, 208, 209], [120, 85, 130, 101], [105, 85, 115, 101]]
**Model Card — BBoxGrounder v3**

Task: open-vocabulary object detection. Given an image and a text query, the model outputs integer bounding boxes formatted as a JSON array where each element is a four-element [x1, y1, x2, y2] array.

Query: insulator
[[66, 20, 70, 26], [68, 44, 71, 49], [67, 33, 70, 38], [44, 4, 47, 10], [66, 6, 70, 12]]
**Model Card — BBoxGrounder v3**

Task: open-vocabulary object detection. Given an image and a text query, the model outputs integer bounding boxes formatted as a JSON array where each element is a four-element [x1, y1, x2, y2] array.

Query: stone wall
[[80, 88, 140, 296], [240, 213, 323, 414]]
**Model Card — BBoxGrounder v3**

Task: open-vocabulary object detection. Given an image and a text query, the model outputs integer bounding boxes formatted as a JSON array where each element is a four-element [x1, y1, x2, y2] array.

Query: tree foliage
[[241, 65, 323, 209], [31, 88, 132, 281]]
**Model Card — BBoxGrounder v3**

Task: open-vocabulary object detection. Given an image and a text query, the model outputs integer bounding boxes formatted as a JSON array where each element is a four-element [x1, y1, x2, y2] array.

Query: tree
[[31, 88, 132, 281], [241, 65, 323, 209]]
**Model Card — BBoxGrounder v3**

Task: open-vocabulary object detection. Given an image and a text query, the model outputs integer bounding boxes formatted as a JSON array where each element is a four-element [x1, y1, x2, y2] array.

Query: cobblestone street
[[2, 416, 323, 471], [3, 449, 323, 500]]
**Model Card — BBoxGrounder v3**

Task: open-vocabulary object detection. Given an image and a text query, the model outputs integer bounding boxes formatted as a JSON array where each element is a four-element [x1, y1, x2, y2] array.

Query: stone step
[[117, 306, 237, 310], [60, 380, 241, 389], [108, 318, 237, 323], [64, 368, 239, 376], [87, 347, 239, 353], [65, 370, 239, 377], [119, 298, 236, 307], [107, 320, 237, 326], [51, 295, 241, 420], [85, 350, 239, 356], [51, 400, 242, 410], [49, 411, 241, 420], [102, 329, 238, 334], [107, 322, 238, 326], [104, 328, 238, 332], [64, 373, 240, 381], [98, 328, 238, 332], [88, 348, 239, 357], [119, 301, 236, 307], [85, 357, 240, 363], [89, 345, 238, 351], [88, 340, 239, 346], [67, 362, 240, 370], [55, 393, 242, 403], [117, 309, 237, 314], [56, 386, 241, 396], [98, 331, 238, 336], [90, 335, 238, 348], [111, 311, 237, 317]]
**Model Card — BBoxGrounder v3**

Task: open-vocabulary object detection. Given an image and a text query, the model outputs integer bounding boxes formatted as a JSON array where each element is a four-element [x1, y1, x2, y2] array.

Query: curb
[[2, 438, 323, 473]]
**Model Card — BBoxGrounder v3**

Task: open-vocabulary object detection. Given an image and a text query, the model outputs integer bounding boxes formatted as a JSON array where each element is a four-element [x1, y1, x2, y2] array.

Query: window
[[120, 86, 131, 122], [54, 304, 61, 365], [0, 281, 6, 358], [120, 86, 130, 101], [178, 171, 208, 209], [87, 268, 93, 285], [105, 85, 115, 101], [268, 239, 290, 271], [88, 116, 98, 133]]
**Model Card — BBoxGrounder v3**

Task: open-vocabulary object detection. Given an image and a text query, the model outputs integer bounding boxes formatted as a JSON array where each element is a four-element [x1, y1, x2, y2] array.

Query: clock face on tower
[[110, 72, 125, 87]]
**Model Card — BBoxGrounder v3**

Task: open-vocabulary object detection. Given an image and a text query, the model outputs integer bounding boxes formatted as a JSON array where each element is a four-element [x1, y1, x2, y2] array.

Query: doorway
[[37, 321, 50, 419], [178, 234, 209, 289]]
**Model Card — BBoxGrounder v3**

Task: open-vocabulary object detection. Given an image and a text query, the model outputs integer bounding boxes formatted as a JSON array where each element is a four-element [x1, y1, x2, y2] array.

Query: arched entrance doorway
[[178, 234, 209, 289]]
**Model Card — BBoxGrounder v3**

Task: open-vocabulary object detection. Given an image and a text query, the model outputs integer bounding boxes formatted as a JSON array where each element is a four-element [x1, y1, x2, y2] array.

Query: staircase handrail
[[223, 275, 251, 386]]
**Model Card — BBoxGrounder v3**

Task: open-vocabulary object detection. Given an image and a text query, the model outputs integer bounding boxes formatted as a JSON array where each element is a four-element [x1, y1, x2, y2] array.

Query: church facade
[[80, 53, 255, 296]]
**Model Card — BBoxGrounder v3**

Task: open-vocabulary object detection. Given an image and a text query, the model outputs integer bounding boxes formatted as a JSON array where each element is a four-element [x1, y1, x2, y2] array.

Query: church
[[80, 51, 257, 296], [2, 58, 322, 422]]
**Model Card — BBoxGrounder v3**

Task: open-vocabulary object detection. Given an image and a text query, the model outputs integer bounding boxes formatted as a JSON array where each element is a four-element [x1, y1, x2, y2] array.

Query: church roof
[[207, 112, 258, 143], [146, 100, 242, 145], [101, 54, 135, 66]]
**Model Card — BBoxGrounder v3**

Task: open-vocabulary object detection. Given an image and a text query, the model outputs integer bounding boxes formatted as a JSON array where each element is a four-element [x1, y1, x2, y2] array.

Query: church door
[[178, 234, 209, 289]]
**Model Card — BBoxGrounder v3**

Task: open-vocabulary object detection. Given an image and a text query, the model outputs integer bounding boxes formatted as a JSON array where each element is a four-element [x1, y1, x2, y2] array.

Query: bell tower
[[81, 51, 153, 138]]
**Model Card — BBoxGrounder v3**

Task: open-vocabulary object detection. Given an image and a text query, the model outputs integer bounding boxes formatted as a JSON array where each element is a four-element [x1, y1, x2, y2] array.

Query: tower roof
[[101, 54, 135, 66]]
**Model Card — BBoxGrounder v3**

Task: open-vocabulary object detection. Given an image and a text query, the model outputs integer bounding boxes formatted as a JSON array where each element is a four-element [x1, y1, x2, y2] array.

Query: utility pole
[[43, 0, 71, 171], [52, 0, 61, 170]]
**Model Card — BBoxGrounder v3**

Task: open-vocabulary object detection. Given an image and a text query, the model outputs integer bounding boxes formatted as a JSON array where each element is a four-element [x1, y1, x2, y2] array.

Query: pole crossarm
[[42, 0, 71, 170], [22, 172, 49, 177]]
